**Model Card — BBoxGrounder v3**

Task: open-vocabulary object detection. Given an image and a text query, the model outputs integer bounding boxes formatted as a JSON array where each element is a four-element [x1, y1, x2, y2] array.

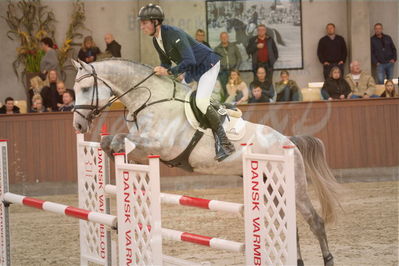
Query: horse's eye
[[79, 67, 83, 70]]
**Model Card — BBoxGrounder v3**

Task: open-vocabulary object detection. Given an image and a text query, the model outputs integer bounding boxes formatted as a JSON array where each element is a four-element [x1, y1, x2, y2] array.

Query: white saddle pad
[[184, 90, 246, 141]]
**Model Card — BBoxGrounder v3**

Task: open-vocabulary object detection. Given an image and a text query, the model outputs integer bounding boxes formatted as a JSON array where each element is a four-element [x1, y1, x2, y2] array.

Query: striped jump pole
[[2, 193, 117, 228], [104, 184, 244, 216], [162, 228, 244, 253]]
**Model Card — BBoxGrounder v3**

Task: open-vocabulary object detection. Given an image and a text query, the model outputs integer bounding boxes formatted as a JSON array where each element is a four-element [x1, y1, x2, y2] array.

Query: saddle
[[185, 90, 246, 141], [161, 90, 246, 172]]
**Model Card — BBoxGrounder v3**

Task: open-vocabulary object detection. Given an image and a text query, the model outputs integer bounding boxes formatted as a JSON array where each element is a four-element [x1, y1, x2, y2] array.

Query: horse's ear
[[77, 59, 91, 72], [71, 59, 80, 70]]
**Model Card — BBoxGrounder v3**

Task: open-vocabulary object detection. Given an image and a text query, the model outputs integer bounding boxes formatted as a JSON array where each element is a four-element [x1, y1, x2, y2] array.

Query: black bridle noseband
[[73, 63, 187, 130]]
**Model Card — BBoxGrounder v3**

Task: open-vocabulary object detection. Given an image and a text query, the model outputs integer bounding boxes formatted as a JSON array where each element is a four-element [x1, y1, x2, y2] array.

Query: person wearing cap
[[138, 3, 235, 161]]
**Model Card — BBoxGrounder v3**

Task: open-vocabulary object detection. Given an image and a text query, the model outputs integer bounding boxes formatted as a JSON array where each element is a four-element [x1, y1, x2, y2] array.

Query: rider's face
[[140, 20, 155, 36]]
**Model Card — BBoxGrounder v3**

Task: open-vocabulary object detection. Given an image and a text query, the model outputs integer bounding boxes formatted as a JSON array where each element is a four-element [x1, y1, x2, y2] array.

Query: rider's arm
[[168, 30, 196, 77]]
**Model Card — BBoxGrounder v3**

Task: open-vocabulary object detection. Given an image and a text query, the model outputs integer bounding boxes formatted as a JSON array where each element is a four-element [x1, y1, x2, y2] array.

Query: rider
[[138, 3, 235, 161]]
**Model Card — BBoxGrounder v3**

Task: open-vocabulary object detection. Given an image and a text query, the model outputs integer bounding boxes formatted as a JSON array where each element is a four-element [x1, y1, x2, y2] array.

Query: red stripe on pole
[[282, 145, 295, 149], [181, 232, 212, 246], [113, 153, 125, 156], [22, 197, 45, 209], [179, 196, 210, 209], [65, 206, 90, 220], [147, 155, 160, 158]]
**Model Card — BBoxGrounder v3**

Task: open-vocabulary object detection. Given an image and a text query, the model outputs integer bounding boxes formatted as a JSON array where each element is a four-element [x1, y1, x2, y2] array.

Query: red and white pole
[[2, 193, 117, 228]]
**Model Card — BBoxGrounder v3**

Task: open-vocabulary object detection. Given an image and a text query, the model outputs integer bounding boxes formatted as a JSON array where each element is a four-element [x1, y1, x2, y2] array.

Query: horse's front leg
[[100, 133, 129, 160]]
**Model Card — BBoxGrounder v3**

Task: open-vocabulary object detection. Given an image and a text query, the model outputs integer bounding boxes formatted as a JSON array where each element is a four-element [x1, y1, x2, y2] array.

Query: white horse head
[[71, 59, 114, 133]]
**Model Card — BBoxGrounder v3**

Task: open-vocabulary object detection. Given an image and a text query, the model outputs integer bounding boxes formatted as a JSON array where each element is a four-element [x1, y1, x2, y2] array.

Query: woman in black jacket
[[321, 66, 351, 100]]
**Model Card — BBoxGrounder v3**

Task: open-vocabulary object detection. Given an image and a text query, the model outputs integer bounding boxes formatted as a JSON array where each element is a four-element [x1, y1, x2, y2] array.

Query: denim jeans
[[350, 94, 380, 99], [376, 62, 394, 84]]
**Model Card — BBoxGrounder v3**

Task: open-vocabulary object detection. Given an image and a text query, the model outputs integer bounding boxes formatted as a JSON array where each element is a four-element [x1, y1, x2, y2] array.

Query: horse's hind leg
[[297, 196, 334, 266], [297, 228, 304, 266]]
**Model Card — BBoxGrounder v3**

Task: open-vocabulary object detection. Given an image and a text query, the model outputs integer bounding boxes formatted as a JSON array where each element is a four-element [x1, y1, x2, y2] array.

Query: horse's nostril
[[77, 123, 82, 130]]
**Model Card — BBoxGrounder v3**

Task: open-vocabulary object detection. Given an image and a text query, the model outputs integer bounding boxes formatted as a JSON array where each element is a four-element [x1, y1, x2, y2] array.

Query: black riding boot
[[205, 106, 235, 161]]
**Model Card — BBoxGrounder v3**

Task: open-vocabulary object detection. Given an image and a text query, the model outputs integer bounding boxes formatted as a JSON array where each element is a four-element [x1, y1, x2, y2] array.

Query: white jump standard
[[0, 135, 297, 265]]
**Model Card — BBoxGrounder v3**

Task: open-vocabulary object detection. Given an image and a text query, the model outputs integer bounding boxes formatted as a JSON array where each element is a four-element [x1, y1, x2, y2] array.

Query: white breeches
[[196, 61, 220, 114]]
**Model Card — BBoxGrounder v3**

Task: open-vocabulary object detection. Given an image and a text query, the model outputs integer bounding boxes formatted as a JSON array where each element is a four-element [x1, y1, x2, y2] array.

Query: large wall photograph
[[206, 0, 303, 71]]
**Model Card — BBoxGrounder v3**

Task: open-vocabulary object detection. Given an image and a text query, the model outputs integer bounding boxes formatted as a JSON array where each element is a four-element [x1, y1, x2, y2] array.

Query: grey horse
[[71, 58, 340, 266]]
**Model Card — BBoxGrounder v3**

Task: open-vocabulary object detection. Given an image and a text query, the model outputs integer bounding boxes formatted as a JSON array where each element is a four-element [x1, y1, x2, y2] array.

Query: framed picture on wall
[[206, 0, 303, 71]]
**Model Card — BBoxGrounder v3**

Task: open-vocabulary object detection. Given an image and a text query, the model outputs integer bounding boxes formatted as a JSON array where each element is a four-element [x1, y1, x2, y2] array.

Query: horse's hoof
[[297, 259, 304, 266], [323, 253, 334, 266]]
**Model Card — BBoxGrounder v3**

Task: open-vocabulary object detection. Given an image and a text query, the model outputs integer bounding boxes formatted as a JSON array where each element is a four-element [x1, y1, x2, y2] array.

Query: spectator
[[321, 66, 351, 100], [225, 69, 249, 105], [248, 82, 269, 103], [59, 89, 75, 112], [246, 24, 278, 83], [78, 36, 101, 63], [371, 23, 397, 84], [214, 32, 242, 98], [275, 70, 300, 102], [345, 61, 377, 99], [28, 76, 45, 107], [249, 66, 275, 101], [40, 37, 60, 78], [0, 97, 20, 114], [56, 81, 67, 109], [380, 80, 398, 98], [195, 29, 210, 48], [30, 95, 47, 113], [317, 23, 347, 80], [41, 70, 59, 111], [104, 33, 122, 57]]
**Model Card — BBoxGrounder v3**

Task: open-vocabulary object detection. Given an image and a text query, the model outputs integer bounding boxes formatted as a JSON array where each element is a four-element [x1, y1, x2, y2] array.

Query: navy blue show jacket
[[153, 25, 220, 83]]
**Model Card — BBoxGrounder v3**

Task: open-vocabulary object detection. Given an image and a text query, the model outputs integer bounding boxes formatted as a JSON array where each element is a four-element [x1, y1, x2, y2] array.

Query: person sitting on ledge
[[275, 70, 300, 102], [321, 66, 351, 100], [380, 80, 398, 98], [30, 95, 47, 113], [345, 61, 378, 98], [59, 89, 75, 112], [0, 97, 20, 114], [248, 82, 269, 103]]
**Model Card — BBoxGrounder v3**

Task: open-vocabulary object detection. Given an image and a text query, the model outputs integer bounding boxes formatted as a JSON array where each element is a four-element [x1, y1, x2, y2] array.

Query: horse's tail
[[290, 135, 341, 224], [274, 29, 286, 46]]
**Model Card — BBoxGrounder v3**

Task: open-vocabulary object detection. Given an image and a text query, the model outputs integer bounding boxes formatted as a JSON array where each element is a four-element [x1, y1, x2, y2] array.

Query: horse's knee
[[110, 134, 127, 153], [100, 135, 113, 151]]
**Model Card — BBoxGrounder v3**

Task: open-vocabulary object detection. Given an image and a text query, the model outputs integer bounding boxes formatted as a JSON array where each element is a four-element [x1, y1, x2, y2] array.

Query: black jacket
[[371, 34, 397, 65], [246, 36, 278, 69], [106, 40, 122, 57], [0, 105, 20, 114], [41, 83, 59, 111], [153, 25, 220, 83], [78, 47, 101, 63], [317, 35, 347, 64], [248, 95, 268, 103], [250, 80, 275, 100], [321, 78, 351, 99]]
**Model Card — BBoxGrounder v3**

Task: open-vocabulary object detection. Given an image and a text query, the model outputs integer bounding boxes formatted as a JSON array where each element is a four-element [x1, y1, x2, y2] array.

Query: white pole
[[0, 140, 10, 266], [284, 146, 297, 265]]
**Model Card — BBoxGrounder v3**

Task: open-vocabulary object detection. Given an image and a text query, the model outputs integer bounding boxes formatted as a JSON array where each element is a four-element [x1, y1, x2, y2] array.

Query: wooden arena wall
[[0, 98, 398, 184]]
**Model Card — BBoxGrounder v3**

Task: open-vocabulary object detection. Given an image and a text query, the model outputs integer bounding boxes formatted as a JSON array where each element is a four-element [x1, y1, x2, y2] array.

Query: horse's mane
[[95, 57, 153, 72]]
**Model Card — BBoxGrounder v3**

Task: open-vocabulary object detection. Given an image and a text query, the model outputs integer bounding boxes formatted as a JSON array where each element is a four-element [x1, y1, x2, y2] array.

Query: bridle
[[73, 63, 155, 123], [73, 62, 187, 130]]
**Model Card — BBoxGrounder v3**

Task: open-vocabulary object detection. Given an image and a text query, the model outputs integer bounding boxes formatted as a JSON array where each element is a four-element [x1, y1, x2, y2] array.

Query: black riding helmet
[[137, 3, 164, 23]]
